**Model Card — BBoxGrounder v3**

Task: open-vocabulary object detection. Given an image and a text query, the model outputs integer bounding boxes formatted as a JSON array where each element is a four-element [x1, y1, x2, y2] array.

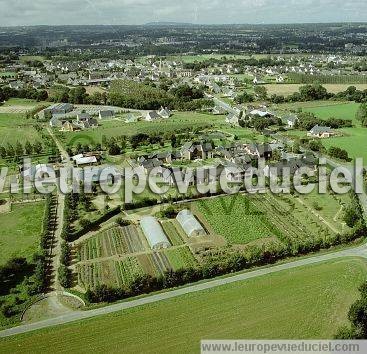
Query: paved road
[[1, 242, 366, 338]]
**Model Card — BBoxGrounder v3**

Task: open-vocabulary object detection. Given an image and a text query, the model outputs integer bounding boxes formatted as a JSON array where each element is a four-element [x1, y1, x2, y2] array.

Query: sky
[[1, 0, 367, 26]]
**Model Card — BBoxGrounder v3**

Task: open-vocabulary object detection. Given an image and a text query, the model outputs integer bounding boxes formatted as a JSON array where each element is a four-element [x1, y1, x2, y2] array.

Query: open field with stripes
[[2, 259, 366, 352]]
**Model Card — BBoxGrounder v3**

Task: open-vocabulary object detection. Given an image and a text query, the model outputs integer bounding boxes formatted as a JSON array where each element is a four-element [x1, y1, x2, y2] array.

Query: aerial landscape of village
[[0, 1, 367, 353]]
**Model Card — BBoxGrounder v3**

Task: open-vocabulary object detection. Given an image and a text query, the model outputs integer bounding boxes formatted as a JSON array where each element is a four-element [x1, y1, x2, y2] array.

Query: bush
[[115, 217, 131, 227]]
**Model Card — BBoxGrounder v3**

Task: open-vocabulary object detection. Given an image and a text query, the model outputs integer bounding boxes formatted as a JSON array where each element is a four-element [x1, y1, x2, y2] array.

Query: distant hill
[[144, 22, 194, 27]]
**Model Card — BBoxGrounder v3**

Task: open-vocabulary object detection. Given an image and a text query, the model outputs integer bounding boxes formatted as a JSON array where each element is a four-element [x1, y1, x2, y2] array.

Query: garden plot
[[195, 194, 275, 245], [136, 252, 172, 277], [161, 220, 185, 245], [77, 225, 146, 261], [164, 246, 198, 271], [77, 261, 118, 289], [114, 257, 145, 287]]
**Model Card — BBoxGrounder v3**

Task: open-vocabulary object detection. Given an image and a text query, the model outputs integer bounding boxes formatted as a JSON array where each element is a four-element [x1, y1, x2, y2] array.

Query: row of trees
[[328, 146, 351, 162], [0, 86, 48, 103], [236, 84, 367, 105], [335, 282, 367, 339], [0, 141, 44, 159]]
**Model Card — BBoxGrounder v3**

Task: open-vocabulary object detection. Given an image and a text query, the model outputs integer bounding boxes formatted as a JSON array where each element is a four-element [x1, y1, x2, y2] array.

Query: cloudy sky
[[1, 0, 366, 26]]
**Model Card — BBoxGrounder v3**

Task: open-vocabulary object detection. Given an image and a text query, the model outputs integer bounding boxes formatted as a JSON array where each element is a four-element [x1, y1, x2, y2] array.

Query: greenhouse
[[140, 216, 171, 250], [176, 210, 206, 237]]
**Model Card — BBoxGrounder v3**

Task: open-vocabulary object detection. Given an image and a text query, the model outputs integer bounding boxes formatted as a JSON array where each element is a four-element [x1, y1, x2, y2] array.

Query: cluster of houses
[[43, 103, 119, 130], [122, 139, 317, 185]]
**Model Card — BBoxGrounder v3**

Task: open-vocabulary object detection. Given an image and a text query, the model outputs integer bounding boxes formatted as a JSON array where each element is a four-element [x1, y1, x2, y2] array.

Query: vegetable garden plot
[[114, 257, 145, 287], [251, 193, 338, 248], [77, 225, 145, 261], [152, 252, 172, 275], [161, 221, 184, 246], [164, 247, 198, 271], [76, 261, 118, 290]]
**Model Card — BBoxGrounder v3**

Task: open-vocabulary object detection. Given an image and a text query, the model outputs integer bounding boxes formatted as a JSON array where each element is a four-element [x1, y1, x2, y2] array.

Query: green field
[[0, 113, 42, 146], [303, 102, 360, 123], [0, 71, 16, 77], [281, 101, 367, 161], [0, 202, 45, 265], [61, 112, 224, 147], [18, 55, 46, 63], [195, 195, 276, 244], [300, 101, 367, 161], [321, 126, 367, 161], [2, 98, 48, 107], [1, 258, 365, 353]]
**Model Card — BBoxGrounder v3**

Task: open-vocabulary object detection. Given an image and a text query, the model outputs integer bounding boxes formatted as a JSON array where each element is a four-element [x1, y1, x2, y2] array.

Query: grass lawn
[[321, 126, 367, 162], [1, 258, 366, 353], [0, 202, 45, 265], [303, 102, 360, 123], [195, 194, 275, 244]]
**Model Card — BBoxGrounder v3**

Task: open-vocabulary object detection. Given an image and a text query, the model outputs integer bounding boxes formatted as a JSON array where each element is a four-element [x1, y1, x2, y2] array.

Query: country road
[[1, 241, 366, 338]]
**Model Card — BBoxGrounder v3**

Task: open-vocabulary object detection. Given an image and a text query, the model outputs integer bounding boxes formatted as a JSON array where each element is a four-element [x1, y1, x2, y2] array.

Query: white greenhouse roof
[[140, 216, 171, 249], [176, 209, 206, 237]]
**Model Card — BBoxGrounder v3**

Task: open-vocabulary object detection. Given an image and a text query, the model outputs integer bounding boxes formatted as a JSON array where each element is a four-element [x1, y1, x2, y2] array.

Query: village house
[[245, 143, 273, 160], [285, 114, 298, 128], [61, 121, 81, 132], [225, 113, 240, 126], [180, 141, 214, 161], [308, 125, 335, 138], [145, 111, 161, 121], [158, 107, 172, 119], [98, 110, 115, 120]]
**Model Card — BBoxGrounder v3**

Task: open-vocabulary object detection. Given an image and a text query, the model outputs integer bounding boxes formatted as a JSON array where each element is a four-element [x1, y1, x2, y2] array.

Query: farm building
[[140, 216, 171, 250], [176, 210, 206, 237]]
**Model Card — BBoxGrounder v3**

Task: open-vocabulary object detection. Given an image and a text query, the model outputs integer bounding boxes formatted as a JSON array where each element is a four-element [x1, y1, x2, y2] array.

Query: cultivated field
[[75, 222, 198, 290], [195, 192, 350, 248], [3, 258, 366, 352], [0, 201, 45, 265], [195, 195, 275, 244], [77, 225, 147, 261]]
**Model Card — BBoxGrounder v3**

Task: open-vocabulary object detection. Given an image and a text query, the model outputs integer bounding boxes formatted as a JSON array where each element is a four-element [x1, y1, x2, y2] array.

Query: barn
[[176, 210, 206, 237], [140, 216, 171, 250]]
